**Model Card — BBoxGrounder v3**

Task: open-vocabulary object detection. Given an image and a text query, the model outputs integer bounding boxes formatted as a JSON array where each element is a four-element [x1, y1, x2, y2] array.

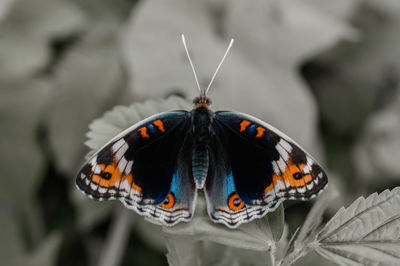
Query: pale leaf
[[316, 187, 400, 266]]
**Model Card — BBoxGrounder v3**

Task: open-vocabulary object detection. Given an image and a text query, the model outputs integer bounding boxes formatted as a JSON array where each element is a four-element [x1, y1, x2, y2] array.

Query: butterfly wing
[[204, 111, 328, 228], [76, 110, 196, 226]]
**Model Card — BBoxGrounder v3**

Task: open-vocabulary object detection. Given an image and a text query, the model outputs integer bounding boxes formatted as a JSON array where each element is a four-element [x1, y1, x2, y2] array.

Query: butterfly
[[75, 35, 328, 228]]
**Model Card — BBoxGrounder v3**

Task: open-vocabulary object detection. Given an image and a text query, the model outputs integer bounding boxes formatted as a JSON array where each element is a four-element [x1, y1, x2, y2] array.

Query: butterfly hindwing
[[204, 111, 328, 227], [205, 135, 268, 227], [76, 110, 196, 226]]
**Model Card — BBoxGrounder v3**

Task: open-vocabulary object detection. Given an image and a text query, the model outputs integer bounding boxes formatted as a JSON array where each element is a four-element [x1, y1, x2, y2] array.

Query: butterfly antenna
[[181, 34, 202, 95], [205, 38, 234, 95]]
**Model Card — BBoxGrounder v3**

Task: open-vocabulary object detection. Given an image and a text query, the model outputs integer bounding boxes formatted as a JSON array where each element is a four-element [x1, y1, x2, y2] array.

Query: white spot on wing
[[125, 160, 133, 175], [115, 143, 128, 161], [112, 139, 125, 152], [94, 164, 101, 174], [90, 183, 98, 190], [98, 186, 107, 194], [277, 157, 287, 172], [279, 139, 293, 152], [272, 161, 281, 175], [275, 180, 285, 192], [297, 186, 306, 193], [122, 179, 132, 191], [276, 144, 289, 161], [118, 157, 128, 172]]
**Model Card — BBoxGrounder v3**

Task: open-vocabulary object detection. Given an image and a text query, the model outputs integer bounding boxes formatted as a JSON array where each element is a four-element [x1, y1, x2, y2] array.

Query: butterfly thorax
[[191, 104, 214, 189]]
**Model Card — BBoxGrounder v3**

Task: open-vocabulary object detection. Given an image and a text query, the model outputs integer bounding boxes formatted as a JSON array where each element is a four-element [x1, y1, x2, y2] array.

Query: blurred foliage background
[[1, 0, 400, 265]]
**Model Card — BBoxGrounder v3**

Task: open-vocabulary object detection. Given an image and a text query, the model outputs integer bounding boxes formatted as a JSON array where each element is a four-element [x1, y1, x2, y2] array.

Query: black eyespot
[[233, 198, 241, 206], [101, 172, 112, 180], [293, 172, 302, 180]]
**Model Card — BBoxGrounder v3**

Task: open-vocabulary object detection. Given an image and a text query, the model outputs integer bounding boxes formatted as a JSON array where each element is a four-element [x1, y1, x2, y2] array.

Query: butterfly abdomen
[[192, 145, 209, 188], [190, 107, 214, 188]]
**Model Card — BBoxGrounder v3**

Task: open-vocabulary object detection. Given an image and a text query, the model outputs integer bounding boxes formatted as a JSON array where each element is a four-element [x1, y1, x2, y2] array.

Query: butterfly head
[[193, 96, 212, 108]]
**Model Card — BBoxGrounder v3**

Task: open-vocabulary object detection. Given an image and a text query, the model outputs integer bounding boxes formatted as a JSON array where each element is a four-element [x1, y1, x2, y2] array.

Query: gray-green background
[[1, 0, 399, 265]]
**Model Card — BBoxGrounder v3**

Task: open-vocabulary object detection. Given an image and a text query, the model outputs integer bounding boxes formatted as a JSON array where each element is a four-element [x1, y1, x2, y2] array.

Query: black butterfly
[[76, 35, 328, 228]]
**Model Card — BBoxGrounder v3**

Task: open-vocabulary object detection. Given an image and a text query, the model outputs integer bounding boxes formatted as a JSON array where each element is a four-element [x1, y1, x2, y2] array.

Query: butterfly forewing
[[76, 110, 197, 226]]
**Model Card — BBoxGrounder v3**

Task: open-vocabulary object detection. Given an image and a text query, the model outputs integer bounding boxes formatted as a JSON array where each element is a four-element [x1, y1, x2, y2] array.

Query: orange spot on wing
[[255, 126, 266, 138], [264, 160, 314, 194], [91, 162, 122, 188], [264, 174, 284, 194], [282, 160, 306, 188], [153, 120, 165, 132], [303, 174, 312, 183], [240, 120, 251, 132], [92, 174, 102, 184], [228, 193, 245, 211], [131, 176, 142, 192], [160, 192, 175, 209], [122, 173, 142, 192], [89, 162, 143, 194], [138, 127, 149, 138]]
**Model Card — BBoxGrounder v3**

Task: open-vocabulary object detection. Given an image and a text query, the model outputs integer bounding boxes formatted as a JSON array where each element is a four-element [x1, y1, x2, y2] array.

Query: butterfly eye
[[227, 193, 245, 211], [161, 192, 175, 209]]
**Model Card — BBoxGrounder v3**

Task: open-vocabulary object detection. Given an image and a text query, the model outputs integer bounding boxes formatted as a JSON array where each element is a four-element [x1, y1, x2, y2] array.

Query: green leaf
[[316, 187, 400, 266]]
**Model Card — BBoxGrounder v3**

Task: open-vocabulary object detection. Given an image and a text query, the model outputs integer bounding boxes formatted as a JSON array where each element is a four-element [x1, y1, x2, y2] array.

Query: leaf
[[166, 236, 201, 266], [300, 0, 363, 20], [353, 90, 400, 181], [0, 29, 49, 83], [166, 236, 271, 266], [69, 0, 131, 21], [226, 0, 358, 67], [315, 187, 400, 266], [0, 0, 14, 22], [0, 206, 61, 266], [277, 186, 337, 266], [48, 24, 123, 176], [2, 0, 85, 39], [268, 203, 285, 242], [0, 79, 51, 214]]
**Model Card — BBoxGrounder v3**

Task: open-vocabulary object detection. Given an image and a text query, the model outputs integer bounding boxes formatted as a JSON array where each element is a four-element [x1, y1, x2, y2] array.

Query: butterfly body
[[190, 98, 215, 188]]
